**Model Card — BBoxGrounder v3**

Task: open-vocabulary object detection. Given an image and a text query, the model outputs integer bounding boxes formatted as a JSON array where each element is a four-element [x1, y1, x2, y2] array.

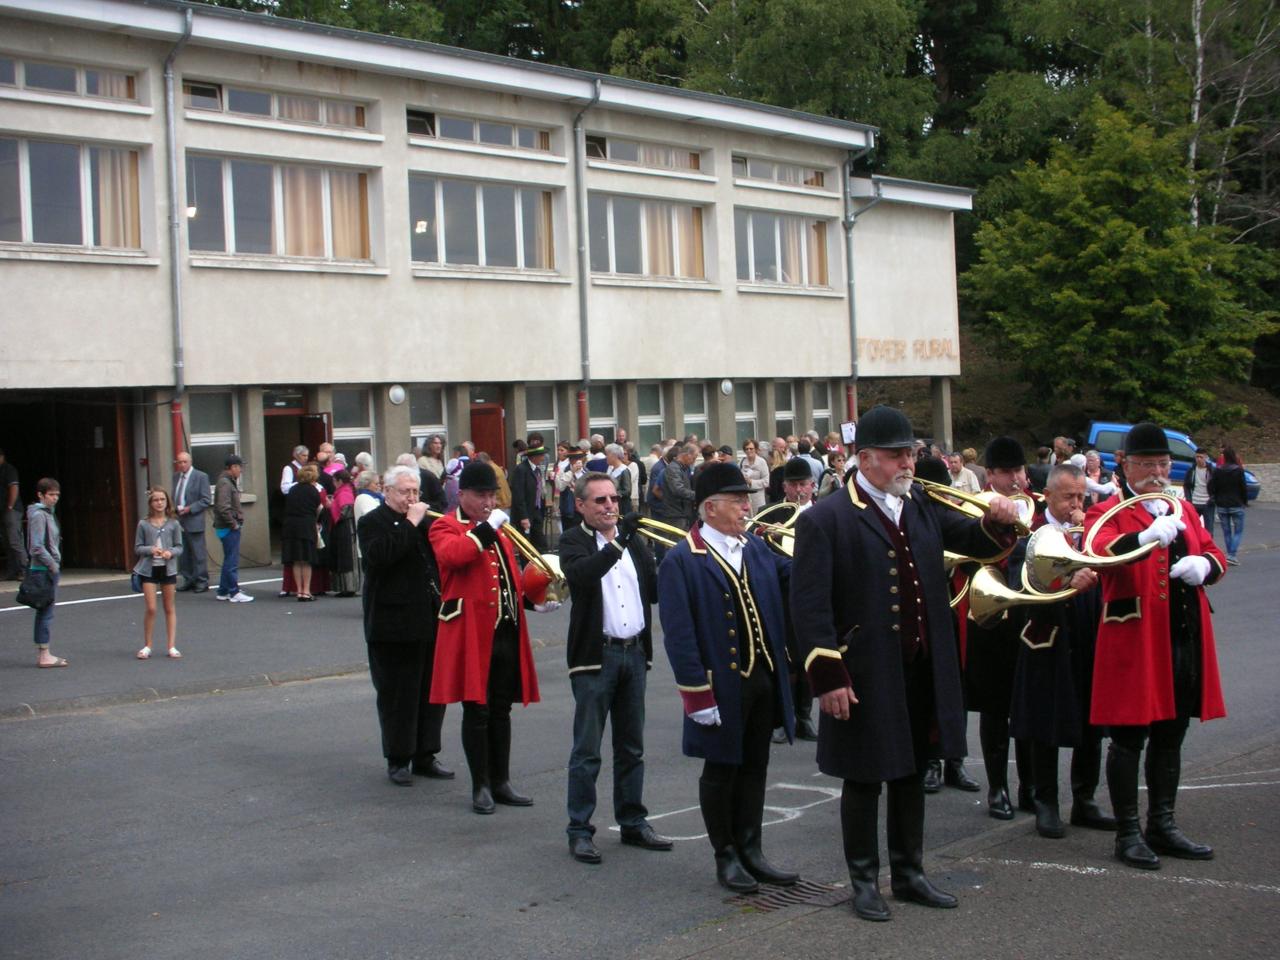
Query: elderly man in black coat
[[791, 406, 1019, 921], [358, 464, 455, 787]]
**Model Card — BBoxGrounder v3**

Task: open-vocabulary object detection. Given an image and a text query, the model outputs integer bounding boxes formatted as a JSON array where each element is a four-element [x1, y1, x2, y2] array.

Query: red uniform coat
[[428, 509, 540, 706], [1084, 493, 1226, 727]]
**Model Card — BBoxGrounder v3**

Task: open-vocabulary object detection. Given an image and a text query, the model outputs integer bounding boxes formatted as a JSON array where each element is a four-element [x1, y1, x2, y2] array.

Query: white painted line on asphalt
[[1177, 780, 1280, 791], [965, 857, 1280, 896], [1185, 768, 1280, 781], [608, 781, 842, 841], [0, 577, 284, 613]]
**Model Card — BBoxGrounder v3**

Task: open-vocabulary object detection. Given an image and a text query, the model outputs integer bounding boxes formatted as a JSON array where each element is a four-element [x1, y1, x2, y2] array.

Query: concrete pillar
[[236, 387, 270, 569], [507, 382, 529, 456], [557, 382, 579, 443], [373, 384, 411, 465], [931, 376, 953, 452], [708, 379, 736, 448], [795, 380, 814, 437], [756, 380, 776, 446], [445, 383, 470, 448], [616, 380, 638, 444], [663, 381, 683, 441]]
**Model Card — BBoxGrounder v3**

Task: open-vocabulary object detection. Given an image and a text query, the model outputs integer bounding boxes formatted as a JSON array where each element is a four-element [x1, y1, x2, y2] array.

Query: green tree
[[965, 100, 1276, 428]]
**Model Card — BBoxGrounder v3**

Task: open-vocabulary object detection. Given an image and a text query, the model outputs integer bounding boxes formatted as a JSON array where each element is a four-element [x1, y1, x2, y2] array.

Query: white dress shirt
[[856, 470, 903, 526], [595, 529, 644, 639], [700, 522, 745, 575]]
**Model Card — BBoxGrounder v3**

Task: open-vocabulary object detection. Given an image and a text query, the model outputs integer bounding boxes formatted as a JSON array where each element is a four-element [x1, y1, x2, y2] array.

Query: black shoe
[[1017, 783, 1036, 813], [891, 874, 958, 909], [1033, 799, 1066, 839], [570, 835, 602, 864], [492, 782, 533, 806], [278, 590, 293, 598], [714, 850, 759, 894], [411, 758, 455, 780], [944, 759, 981, 792], [1070, 799, 1117, 831], [620, 825, 673, 851], [923, 761, 943, 794], [1146, 822, 1214, 860], [176, 581, 194, 592], [796, 717, 819, 742], [472, 785, 495, 814], [852, 881, 891, 921], [771, 726, 788, 744], [1115, 832, 1161, 869], [191, 584, 209, 594], [387, 765, 413, 787], [988, 787, 1014, 820]]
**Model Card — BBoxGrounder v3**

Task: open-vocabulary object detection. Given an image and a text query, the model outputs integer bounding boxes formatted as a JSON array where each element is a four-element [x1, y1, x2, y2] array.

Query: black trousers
[[367, 639, 446, 766], [461, 620, 521, 784]]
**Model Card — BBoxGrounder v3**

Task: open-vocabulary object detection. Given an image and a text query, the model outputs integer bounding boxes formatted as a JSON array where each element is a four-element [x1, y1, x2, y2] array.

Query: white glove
[[690, 706, 722, 726], [1137, 515, 1184, 548], [1169, 555, 1211, 586], [533, 600, 561, 613], [486, 508, 509, 531]]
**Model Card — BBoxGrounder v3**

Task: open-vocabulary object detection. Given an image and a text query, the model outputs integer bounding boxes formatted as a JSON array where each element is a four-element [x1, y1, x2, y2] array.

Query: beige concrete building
[[0, 0, 972, 569]]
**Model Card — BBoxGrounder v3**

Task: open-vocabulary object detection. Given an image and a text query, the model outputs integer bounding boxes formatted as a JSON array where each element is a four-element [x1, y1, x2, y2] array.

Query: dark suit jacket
[[418, 469, 446, 513], [172, 468, 212, 533], [509, 459, 541, 530], [559, 522, 657, 673], [357, 503, 440, 646]]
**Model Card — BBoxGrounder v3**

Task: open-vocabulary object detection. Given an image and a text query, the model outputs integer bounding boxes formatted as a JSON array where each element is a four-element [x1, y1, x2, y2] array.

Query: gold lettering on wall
[[857, 338, 957, 363]]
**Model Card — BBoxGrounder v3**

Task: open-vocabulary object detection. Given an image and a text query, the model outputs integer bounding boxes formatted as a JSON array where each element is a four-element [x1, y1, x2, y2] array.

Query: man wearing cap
[[559, 472, 670, 864], [659, 462, 798, 895], [212, 455, 253, 602], [430, 461, 554, 814], [1084, 423, 1226, 870], [964, 436, 1040, 820], [791, 406, 1019, 921], [510, 440, 549, 553]]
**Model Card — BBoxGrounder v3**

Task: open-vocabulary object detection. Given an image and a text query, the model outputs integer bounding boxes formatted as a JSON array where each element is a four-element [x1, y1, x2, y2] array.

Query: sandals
[[167, 648, 183, 659], [37, 655, 69, 668], [137, 646, 152, 660]]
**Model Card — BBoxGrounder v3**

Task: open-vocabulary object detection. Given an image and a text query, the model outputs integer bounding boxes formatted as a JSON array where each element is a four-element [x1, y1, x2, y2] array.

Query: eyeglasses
[[587, 494, 621, 505], [1129, 458, 1172, 470]]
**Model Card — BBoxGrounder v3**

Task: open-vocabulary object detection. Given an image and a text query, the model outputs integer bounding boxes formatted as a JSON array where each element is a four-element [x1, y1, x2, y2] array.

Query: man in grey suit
[[173, 451, 212, 592]]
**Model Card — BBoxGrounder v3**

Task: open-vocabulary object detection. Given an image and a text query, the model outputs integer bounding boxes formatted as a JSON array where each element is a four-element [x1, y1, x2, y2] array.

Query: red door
[[301, 413, 332, 452], [470, 404, 507, 470]]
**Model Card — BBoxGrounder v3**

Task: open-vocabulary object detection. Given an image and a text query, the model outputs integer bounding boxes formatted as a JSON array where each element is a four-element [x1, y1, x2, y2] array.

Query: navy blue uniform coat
[[659, 525, 794, 765], [791, 480, 1014, 783]]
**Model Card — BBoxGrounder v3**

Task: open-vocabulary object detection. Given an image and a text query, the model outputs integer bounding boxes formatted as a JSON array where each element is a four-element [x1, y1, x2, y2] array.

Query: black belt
[[604, 634, 642, 648]]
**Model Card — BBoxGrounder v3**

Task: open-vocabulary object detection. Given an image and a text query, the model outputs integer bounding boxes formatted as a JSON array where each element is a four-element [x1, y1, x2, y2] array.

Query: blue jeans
[[1193, 502, 1215, 539], [1218, 507, 1245, 559], [32, 571, 58, 645], [217, 527, 241, 596], [567, 643, 649, 838]]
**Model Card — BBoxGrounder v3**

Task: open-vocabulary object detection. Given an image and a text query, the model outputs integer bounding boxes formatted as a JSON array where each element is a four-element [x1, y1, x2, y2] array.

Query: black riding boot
[[1032, 743, 1065, 838], [1145, 745, 1213, 860], [794, 683, 818, 741], [923, 760, 943, 794], [887, 774, 957, 909], [980, 713, 1013, 820], [1015, 738, 1035, 812], [1069, 738, 1116, 830], [488, 707, 532, 806], [1107, 740, 1159, 869], [461, 707, 494, 815], [944, 758, 981, 791], [701, 778, 758, 893], [841, 781, 890, 921], [734, 772, 798, 886]]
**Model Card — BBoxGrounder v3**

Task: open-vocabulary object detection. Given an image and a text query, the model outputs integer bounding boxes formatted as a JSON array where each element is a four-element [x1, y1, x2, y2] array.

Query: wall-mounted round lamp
[[719, 379, 734, 397], [388, 384, 406, 405]]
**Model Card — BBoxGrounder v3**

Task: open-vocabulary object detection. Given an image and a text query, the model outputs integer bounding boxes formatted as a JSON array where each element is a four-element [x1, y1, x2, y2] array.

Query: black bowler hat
[[695, 462, 752, 506], [914, 456, 950, 486], [1125, 422, 1171, 456], [225, 454, 244, 467], [854, 405, 914, 450], [782, 458, 813, 483], [984, 436, 1025, 470], [459, 461, 499, 492]]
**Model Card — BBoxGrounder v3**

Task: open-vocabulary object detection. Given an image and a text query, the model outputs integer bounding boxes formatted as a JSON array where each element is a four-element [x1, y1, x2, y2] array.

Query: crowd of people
[[0, 415, 1251, 922]]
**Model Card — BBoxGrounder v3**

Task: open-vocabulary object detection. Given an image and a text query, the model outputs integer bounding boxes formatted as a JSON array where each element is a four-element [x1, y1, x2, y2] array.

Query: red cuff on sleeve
[[679, 689, 717, 714], [807, 655, 853, 698]]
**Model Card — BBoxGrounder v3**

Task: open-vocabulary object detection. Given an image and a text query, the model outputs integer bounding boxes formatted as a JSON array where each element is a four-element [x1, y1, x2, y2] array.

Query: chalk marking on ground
[[608, 782, 841, 841], [1184, 767, 1280, 782], [965, 857, 1280, 896]]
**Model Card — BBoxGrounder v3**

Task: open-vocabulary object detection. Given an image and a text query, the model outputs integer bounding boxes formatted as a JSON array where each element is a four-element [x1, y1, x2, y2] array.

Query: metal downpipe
[[164, 8, 194, 455], [842, 148, 877, 421], [572, 79, 602, 440]]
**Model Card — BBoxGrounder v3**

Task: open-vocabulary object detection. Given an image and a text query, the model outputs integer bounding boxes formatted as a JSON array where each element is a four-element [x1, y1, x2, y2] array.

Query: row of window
[[0, 136, 833, 286], [0, 55, 136, 101]]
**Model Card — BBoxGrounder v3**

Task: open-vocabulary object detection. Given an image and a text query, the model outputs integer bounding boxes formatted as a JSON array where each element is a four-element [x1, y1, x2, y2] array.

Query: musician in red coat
[[430, 461, 546, 815], [1084, 423, 1226, 870]]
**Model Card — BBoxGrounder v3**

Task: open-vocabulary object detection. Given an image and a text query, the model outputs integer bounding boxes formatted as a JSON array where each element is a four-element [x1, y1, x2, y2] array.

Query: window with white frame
[[185, 154, 370, 260], [410, 386, 447, 452], [184, 80, 366, 130], [588, 385, 616, 444], [735, 209, 829, 286], [525, 385, 558, 453], [1, 56, 137, 101], [408, 174, 554, 270], [0, 137, 140, 248], [734, 382, 757, 450], [731, 155, 826, 189], [332, 387, 373, 465], [407, 109, 551, 153], [775, 381, 795, 438], [812, 382, 831, 438], [588, 193, 705, 279], [188, 391, 239, 481], [682, 382, 707, 440], [636, 382, 665, 449], [585, 135, 701, 172]]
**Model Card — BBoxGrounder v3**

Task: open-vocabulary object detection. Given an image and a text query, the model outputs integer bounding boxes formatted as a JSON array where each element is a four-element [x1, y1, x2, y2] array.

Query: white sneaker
[[229, 591, 254, 603]]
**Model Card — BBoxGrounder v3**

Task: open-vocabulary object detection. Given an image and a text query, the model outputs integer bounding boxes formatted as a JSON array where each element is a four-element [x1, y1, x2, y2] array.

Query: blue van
[[1086, 421, 1260, 501]]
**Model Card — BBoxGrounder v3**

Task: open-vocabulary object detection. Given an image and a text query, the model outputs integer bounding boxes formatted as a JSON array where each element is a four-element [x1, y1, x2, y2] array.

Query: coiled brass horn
[[1082, 491, 1184, 559], [967, 565, 1076, 626], [914, 479, 1036, 539], [427, 510, 568, 603], [745, 500, 800, 557]]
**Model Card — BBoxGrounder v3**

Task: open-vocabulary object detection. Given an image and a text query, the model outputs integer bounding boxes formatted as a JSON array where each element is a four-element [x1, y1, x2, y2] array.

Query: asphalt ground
[[2, 506, 1278, 959]]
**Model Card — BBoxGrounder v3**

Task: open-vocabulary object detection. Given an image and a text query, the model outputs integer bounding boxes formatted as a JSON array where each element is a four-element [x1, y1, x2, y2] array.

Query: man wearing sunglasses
[[558, 473, 670, 864]]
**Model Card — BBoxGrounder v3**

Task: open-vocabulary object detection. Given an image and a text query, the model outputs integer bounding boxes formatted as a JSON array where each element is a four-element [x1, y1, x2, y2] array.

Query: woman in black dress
[[282, 464, 325, 601]]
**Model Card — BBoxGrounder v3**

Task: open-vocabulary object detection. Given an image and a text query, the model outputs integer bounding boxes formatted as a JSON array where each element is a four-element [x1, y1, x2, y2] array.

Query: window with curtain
[[585, 135, 701, 172], [732, 156, 825, 189], [588, 193, 705, 279], [186, 154, 369, 260], [418, 112, 551, 152], [184, 81, 367, 130], [408, 174, 555, 271], [0, 137, 141, 249], [7, 59, 137, 101], [734, 209, 829, 287]]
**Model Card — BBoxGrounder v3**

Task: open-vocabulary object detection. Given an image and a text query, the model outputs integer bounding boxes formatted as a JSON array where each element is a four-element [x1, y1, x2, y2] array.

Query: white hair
[[1068, 453, 1087, 469], [395, 453, 418, 468], [605, 443, 624, 458], [354, 451, 373, 469], [383, 465, 419, 490]]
